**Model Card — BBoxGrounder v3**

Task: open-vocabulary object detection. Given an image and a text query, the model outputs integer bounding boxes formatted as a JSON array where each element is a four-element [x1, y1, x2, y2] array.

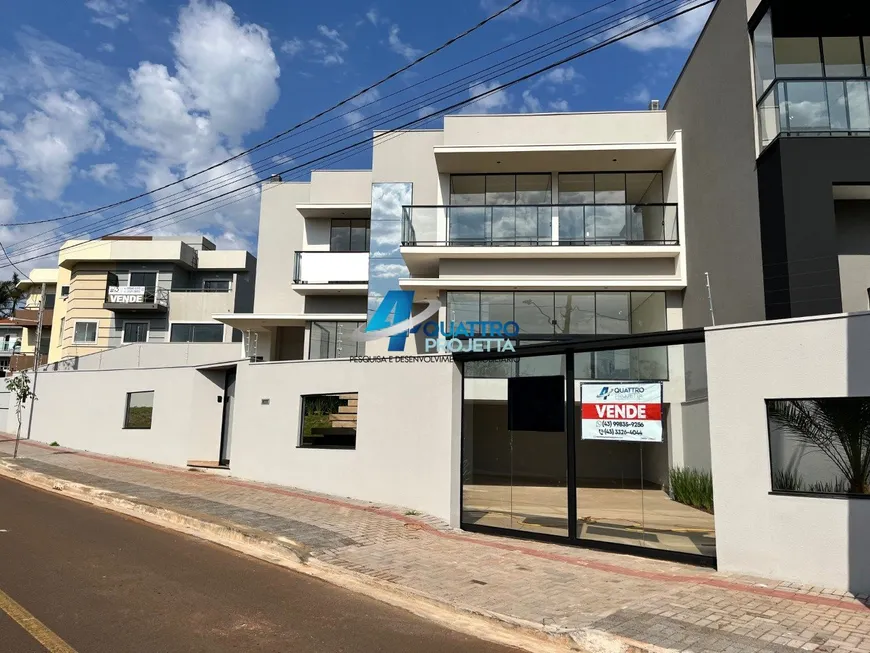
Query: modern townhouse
[[11, 0, 870, 594], [43, 236, 256, 363]]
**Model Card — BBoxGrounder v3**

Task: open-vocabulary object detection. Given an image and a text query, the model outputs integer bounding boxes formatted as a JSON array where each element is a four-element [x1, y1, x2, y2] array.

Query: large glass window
[[753, 10, 775, 98], [124, 391, 154, 429], [823, 37, 864, 77], [774, 37, 823, 77], [170, 323, 224, 343], [129, 271, 158, 288], [300, 393, 357, 449], [122, 322, 148, 343], [308, 321, 365, 359], [73, 321, 97, 344], [330, 219, 370, 252], [768, 397, 870, 496]]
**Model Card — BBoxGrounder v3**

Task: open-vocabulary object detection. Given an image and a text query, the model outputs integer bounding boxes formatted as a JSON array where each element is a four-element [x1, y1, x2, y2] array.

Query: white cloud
[[371, 262, 407, 279], [0, 179, 16, 223], [0, 90, 105, 200], [624, 85, 652, 105], [342, 88, 381, 127], [271, 153, 292, 165], [97, 42, 115, 53], [112, 0, 280, 241], [366, 9, 379, 26], [280, 37, 303, 56], [417, 105, 437, 120], [0, 146, 13, 167], [521, 90, 542, 113], [0, 111, 15, 128], [479, 0, 571, 23], [548, 99, 569, 111], [461, 80, 511, 114], [310, 24, 348, 65], [388, 25, 422, 61], [84, 0, 137, 29], [618, 2, 712, 52], [538, 66, 577, 85], [84, 162, 119, 185]]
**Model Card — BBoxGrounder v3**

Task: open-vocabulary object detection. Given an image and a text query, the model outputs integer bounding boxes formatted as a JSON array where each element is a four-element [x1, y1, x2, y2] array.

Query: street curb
[[0, 459, 599, 653]]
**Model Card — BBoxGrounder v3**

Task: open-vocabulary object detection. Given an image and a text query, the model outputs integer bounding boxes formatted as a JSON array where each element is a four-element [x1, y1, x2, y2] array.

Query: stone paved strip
[[3, 438, 870, 653]]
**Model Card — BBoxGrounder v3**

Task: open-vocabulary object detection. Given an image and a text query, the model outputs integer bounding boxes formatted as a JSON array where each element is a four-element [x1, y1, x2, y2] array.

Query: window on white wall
[[299, 393, 357, 449], [170, 323, 224, 342], [124, 391, 154, 429], [73, 321, 97, 344]]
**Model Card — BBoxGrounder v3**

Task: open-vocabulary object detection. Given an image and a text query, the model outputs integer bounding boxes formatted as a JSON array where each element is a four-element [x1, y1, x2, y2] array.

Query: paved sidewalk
[[2, 438, 869, 653]]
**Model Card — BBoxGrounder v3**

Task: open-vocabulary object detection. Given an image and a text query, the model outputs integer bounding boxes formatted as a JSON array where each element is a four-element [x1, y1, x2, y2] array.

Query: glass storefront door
[[460, 338, 716, 562], [462, 354, 569, 537]]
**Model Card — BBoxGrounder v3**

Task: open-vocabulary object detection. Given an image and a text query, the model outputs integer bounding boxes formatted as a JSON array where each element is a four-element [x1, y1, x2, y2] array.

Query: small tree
[[7, 372, 35, 458]]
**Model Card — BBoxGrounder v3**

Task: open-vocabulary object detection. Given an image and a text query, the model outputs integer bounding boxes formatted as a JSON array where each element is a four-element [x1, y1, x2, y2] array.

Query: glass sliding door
[[462, 354, 568, 537]]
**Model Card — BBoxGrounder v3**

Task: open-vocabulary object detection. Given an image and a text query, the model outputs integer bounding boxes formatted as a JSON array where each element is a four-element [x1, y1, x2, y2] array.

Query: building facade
[[45, 236, 256, 363]]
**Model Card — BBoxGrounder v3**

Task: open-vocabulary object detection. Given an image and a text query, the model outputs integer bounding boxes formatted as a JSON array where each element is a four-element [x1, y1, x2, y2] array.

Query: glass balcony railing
[[401, 204, 679, 247], [758, 78, 870, 148]]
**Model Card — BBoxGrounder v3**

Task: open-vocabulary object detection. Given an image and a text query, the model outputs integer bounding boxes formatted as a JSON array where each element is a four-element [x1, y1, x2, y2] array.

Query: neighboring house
[[667, 0, 870, 325], [0, 319, 25, 376], [44, 236, 256, 363], [13, 268, 59, 372]]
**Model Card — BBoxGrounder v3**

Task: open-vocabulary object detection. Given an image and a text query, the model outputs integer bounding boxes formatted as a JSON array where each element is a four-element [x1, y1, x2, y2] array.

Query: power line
[[1, 0, 714, 269], [1, 0, 528, 228], [4, 0, 686, 261]]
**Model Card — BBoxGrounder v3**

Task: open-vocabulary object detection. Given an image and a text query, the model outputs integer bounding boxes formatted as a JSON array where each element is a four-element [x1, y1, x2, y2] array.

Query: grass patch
[[404, 509, 420, 516], [669, 467, 713, 513], [49, 441, 59, 447]]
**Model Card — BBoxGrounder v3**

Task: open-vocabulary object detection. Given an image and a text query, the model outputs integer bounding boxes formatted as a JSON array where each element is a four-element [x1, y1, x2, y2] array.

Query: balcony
[[13, 308, 53, 326], [758, 79, 870, 148], [103, 285, 170, 311], [291, 251, 369, 294]]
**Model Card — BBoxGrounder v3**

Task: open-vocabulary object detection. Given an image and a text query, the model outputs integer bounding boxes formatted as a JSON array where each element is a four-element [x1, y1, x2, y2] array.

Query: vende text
[[581, 403, 662, 420]]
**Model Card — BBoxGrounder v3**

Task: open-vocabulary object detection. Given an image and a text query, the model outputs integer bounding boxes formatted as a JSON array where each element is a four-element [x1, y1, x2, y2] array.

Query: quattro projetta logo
[[597, 386, 647, 400], [351, 290, 518, 353]]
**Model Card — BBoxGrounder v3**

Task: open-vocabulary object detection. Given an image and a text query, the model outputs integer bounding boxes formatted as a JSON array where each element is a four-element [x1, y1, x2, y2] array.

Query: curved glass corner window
[[767, 397, 870, 496]]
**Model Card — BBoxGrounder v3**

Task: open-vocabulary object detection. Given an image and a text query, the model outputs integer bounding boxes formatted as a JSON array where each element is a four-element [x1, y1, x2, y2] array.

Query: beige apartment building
[[36, 236, 256, 364]]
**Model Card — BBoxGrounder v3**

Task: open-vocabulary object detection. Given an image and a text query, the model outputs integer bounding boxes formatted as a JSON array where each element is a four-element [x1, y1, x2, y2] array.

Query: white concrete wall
[[230, 357, 461, 521], [706, 312, 870, 593], [309, 170, 372, 204], [442, 112, 669, 147], [14, 364, 226, 467], [41, 342, 241, 372], [295, 252, 368, 284]]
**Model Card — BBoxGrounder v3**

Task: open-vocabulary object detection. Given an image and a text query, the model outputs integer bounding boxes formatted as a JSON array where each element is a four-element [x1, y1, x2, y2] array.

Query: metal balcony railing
[[401, 204, 679, 247], [757, 78, 870, 148]]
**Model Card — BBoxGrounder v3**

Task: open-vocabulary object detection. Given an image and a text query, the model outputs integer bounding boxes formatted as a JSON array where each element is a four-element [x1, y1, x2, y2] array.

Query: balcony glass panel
[[558, 174, 594, 203], [594, 173, 626, 204], [590, 205, 629, 242], [449, 206, 489, 244], [516, 174, 551, 204], [752, 10, 775, 98], [450, 175, 484, 205], [486, 174, 515, 205], [774, 37, 822, 77], [828, 82, 849, 130], [785, 81, 830, 131], [823, 37, 864, 77], [847, 81, 870, 130]]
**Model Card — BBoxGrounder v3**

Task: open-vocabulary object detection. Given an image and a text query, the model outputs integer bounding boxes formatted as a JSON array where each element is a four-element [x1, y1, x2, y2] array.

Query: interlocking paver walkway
[[2, 437, 869, 653]]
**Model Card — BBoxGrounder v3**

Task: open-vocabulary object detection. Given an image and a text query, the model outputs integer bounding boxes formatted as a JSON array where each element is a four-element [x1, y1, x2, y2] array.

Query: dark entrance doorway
[[219, 368, 236, 466]]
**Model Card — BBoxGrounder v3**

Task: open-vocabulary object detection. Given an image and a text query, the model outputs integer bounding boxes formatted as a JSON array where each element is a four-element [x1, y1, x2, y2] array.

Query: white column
[[551, 172, 559, 244]]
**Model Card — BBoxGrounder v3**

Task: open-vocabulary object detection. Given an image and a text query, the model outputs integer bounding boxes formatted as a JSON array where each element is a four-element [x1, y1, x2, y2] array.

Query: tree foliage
[[0, 273, 24, 318]]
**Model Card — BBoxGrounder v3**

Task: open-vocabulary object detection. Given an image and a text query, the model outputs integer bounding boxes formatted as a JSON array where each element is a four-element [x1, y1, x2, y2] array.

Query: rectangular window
[[823, 37, 864, 78], [330, 219, 370, 252], [202, 279, 231, 291], [752, 10, 775, 98], [309, 322, 365, 359], [169, 323, 224, 342], [768, 397, 870, 496], [57, 318, 64, 346], [299, 393, 357, 449], [73, 321, 97, 344], [124, 391, 154, 429], [129, 271, 158, 288], [60, 285, 70, 298], [122, 322, 149, 343], [774, 37, 823, 78], [44, 294, 56, 310]]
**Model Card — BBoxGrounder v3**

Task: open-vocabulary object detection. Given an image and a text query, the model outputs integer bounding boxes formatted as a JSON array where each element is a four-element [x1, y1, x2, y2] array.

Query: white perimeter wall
[[230, 358, 462, 522], [706, 312, 870, 593]]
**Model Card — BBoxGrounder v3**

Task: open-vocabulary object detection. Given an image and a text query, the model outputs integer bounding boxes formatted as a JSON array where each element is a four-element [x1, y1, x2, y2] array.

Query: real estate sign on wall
[[107, 286, 146, 303], [580, 383, 663, 442]]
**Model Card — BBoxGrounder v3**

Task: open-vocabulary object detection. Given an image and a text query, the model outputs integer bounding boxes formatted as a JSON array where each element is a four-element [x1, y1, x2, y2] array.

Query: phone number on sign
[[595, 420, 645, 428]]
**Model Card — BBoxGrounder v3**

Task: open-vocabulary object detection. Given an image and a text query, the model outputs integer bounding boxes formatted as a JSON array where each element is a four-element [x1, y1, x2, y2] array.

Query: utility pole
[[704, 272, 716, 327], [24, 282, 46, 441]]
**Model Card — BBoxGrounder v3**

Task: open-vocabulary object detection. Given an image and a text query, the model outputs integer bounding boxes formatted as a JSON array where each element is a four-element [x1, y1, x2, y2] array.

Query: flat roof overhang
[[398, 277, 686, 292], [433, 143, 677, 174], [296, 203, 371, 218], [213, 313, 368, 331], [290, 283, 368, 295], [400, 245, 681, 276]]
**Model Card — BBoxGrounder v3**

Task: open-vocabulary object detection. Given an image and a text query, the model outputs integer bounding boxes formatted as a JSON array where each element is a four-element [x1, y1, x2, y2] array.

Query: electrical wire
[[5, 0, 691, 261], [0, 0, 714, 269]]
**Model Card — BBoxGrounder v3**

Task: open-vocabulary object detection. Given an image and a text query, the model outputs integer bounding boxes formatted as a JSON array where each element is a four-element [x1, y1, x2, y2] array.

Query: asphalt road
[[0, 476, 520, 653]]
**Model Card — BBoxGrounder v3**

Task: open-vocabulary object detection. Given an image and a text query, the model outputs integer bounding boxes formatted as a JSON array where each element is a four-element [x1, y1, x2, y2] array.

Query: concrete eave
[[296, 203, 372, 219], [290, 283, 368, 295], [398, 277, 687, 292], [213, 313, 367, 331]]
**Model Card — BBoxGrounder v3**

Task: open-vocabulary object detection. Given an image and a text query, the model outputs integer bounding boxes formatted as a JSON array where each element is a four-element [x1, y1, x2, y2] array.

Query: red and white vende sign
[[580, 383, 663, 442]]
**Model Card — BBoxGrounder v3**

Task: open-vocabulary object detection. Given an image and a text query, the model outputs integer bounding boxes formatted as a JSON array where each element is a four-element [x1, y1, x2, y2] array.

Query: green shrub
[[773, 468, 803, 491], [669, 467, 714, 513]]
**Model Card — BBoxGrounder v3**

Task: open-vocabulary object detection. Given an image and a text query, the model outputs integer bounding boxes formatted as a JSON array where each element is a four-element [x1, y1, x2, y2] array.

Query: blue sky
[[0, 0, 711, 273]]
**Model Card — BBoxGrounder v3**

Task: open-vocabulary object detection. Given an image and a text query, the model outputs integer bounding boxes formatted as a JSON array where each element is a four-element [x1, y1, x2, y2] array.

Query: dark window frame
[[123, 390, 154, 430], [329, 219, 370, 252], [298, 392, 358, 449], [169, 323, 225, 343], [122, 321, 149, 344], [202, 279, 231, 292], [73, 320, 98, 344]]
